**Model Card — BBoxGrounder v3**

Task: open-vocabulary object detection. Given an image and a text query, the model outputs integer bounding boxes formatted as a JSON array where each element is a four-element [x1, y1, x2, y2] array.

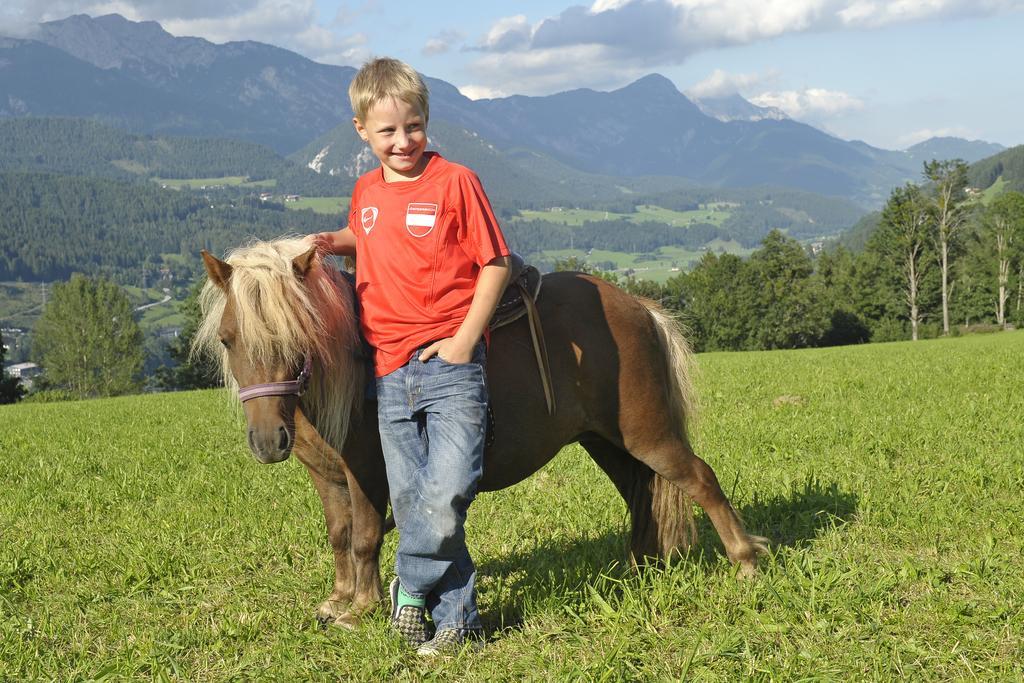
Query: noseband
[[237, 354, 312, 402]]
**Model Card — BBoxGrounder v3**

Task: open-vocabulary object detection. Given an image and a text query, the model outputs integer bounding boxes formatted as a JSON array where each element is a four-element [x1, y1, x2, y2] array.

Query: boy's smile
[[355, 97, 428, 183]]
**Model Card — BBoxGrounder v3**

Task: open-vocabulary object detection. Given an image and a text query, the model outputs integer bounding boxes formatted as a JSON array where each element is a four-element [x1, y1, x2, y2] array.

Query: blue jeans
[[375, 341, 487, 632]]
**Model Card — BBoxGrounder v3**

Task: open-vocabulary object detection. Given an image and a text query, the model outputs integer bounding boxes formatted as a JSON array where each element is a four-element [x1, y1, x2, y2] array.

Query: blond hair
[[349, 57, 430, 124]]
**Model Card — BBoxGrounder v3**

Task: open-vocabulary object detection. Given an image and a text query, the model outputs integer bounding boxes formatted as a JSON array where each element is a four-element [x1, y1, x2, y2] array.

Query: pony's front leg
[[305, 468, 359, 626], [332, 425, 389, 628], [293, 413, 358, 627]]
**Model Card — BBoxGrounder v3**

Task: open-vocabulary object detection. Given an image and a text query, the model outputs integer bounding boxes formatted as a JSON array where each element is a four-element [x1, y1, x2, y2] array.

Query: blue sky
[[4, 0, 1022, 150]]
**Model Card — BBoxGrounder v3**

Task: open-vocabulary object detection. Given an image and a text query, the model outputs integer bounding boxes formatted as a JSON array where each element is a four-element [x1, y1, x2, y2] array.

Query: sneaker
[[416, 628, 484, 657], [389, 577, 433, 647]]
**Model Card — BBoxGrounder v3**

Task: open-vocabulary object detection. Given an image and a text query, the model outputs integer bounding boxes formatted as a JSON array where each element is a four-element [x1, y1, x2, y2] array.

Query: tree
[[677, 252, 758, 351], [155, 280, 222, 390], [847, 245, 905, 341], [32, 274, 144, 397], [815, 247, 871, 346], [877, 183, 930, 341], [923, 159, 970, 335], [747, 231, 829, 349], [0, 335, 26, 404], [982, 191, 1024, 328]]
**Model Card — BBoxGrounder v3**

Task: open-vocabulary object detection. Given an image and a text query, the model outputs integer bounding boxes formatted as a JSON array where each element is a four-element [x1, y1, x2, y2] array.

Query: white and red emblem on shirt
[[360, 206, 378, 234], [406, 203, 438, 237]]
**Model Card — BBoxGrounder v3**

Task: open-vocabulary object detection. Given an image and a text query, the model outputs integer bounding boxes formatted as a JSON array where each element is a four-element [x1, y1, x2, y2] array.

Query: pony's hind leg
[[580, 435, 696, 565], [633, 436, 768, 576]]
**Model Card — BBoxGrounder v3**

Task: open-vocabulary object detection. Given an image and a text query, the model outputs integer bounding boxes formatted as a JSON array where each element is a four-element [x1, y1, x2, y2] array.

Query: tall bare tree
[[983, 191, 1024, 328], [923, 159, 969, 335], [1018, 264, 1024, 319], [880, 183, 930, 341]]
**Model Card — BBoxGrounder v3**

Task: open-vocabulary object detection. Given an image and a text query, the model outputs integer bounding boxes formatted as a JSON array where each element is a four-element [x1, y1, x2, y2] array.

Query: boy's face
[[354, 97, 428, 182]]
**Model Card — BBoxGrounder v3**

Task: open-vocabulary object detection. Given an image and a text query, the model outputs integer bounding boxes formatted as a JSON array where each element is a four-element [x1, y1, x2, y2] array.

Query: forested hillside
[[968, 145, 1024, 193], [0, 173, 335, 282], [0, 118, 344, 195]]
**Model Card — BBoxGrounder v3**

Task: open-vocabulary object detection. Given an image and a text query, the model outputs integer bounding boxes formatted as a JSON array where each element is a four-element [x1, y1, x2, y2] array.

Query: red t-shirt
[[348, 152, 510, 376]]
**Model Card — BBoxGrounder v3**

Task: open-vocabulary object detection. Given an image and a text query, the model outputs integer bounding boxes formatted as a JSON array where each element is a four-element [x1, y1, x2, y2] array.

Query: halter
[[237, 354, 313, 402]]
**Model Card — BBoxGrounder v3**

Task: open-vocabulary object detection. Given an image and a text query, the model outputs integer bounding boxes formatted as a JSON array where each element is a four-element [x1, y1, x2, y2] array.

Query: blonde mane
[[193, 238, 363, 451]]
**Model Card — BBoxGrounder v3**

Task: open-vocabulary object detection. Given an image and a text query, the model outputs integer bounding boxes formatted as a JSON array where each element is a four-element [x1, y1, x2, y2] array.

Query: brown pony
[[195, 238, 767, 628]]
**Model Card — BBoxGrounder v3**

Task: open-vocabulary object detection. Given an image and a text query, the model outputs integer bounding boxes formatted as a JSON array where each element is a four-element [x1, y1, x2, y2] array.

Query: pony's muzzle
[[247, 425, 293, 464]]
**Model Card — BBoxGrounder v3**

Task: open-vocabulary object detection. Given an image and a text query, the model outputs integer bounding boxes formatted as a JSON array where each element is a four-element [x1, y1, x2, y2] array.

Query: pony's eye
[[220, 338, 231, 349]]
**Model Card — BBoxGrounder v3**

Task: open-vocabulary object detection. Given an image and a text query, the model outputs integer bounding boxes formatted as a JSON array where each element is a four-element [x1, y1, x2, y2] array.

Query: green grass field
[[2, 332, 1023, 679], [518, 204, 730, 227], [0, 282, 45, 328], [284, 197, 350, 216], [981, 176, 1007, 205], [536, 243, 754, 282], [152, 176, 277, 190]]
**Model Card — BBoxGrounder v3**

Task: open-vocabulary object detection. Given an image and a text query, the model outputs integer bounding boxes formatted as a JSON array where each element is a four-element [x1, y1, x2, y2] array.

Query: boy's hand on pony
[[418, 337, 475, 365], [303, 233, 328, 251]]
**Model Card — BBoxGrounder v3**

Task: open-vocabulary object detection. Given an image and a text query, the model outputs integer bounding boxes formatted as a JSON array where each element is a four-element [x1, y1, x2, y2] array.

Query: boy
[[306, 58, 510, 655]]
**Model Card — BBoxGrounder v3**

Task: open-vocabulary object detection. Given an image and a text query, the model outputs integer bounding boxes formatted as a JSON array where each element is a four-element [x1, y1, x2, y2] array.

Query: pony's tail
[[626, 463, 697, 565], [641, 301, 698, 436], [632, 301, 700, 564]]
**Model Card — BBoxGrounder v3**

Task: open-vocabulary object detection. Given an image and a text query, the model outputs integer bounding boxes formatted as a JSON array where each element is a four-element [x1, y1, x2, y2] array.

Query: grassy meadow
[[535, 242, 752, 282], [519, 204, 730, 227], [151, 176, 277, 190], [283, 197, 350, 216], [2, 332, 1023, 679], [0, 282, 45, 329]]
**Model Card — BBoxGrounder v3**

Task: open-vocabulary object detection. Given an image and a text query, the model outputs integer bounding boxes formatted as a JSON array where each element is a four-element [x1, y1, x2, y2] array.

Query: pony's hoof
[[737, 562, 759, 580], [329, 614, 362, 630], [315, 599, 350, 628], [315, 612, 360, 630], [735, 535, 769, 579]]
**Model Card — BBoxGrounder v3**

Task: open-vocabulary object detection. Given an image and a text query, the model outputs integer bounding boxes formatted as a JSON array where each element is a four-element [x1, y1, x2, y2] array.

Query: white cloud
[[686, 68, 779, 99], [836, 0, 1020, 28], [422, 38, 448, 56], [458, 84, 508, 100], [897, 126, 979, 147], [468, 44, 647, 95], [1, 0, 368, 66], [421, 29, 463, 57], [478, 14, 532, 51], [467, 0, 1023, 94], [750, 88, 865, 117]]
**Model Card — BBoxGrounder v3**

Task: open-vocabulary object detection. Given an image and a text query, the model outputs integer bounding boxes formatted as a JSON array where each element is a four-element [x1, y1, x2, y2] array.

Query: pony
[[195, 238, 767, 628]]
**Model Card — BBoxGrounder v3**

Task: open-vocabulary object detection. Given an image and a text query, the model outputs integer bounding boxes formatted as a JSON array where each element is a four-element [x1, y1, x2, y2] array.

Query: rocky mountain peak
[[693, 93, 789, 123], [36, 13, 218, 71]]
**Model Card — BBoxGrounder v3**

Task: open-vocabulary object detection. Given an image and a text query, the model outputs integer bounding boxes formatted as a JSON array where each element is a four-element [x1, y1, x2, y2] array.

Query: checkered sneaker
[[416, 628, 484, 657], [389, 578, 433, 647]]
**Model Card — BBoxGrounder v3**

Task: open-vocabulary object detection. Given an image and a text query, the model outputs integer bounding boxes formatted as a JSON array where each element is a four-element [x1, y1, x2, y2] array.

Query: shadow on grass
[[743, 476, 858, 547], [476, 476, 857, 633], [690, 475, 859, 564], [476, 529, 627, 633]]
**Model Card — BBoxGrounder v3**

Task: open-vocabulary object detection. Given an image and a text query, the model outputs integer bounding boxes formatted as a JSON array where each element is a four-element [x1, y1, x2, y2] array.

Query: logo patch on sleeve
[[406, 203, 438, 237], [360, 207, 378, 234]]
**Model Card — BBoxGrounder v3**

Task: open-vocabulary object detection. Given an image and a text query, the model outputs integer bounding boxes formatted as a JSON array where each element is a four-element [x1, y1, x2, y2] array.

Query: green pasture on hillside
[[0, 282, 45, 328], [152, 176, 277, 190], [2, 332, 1023, 679], [536, 242, 752, 282], [518, 204, 730, 227], [283, 197, 350, 216], [981, 176, 1007, 204], [0, 282, 184, 339]]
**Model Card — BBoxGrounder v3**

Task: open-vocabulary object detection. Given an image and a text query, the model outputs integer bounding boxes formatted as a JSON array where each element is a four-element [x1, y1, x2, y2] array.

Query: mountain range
[[0, 13, 1008, 207]]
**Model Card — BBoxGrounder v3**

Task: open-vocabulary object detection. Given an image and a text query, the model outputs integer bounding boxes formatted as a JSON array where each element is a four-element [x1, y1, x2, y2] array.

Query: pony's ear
[[201, 250, 232, 290], [292, 246, 318, 280]]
